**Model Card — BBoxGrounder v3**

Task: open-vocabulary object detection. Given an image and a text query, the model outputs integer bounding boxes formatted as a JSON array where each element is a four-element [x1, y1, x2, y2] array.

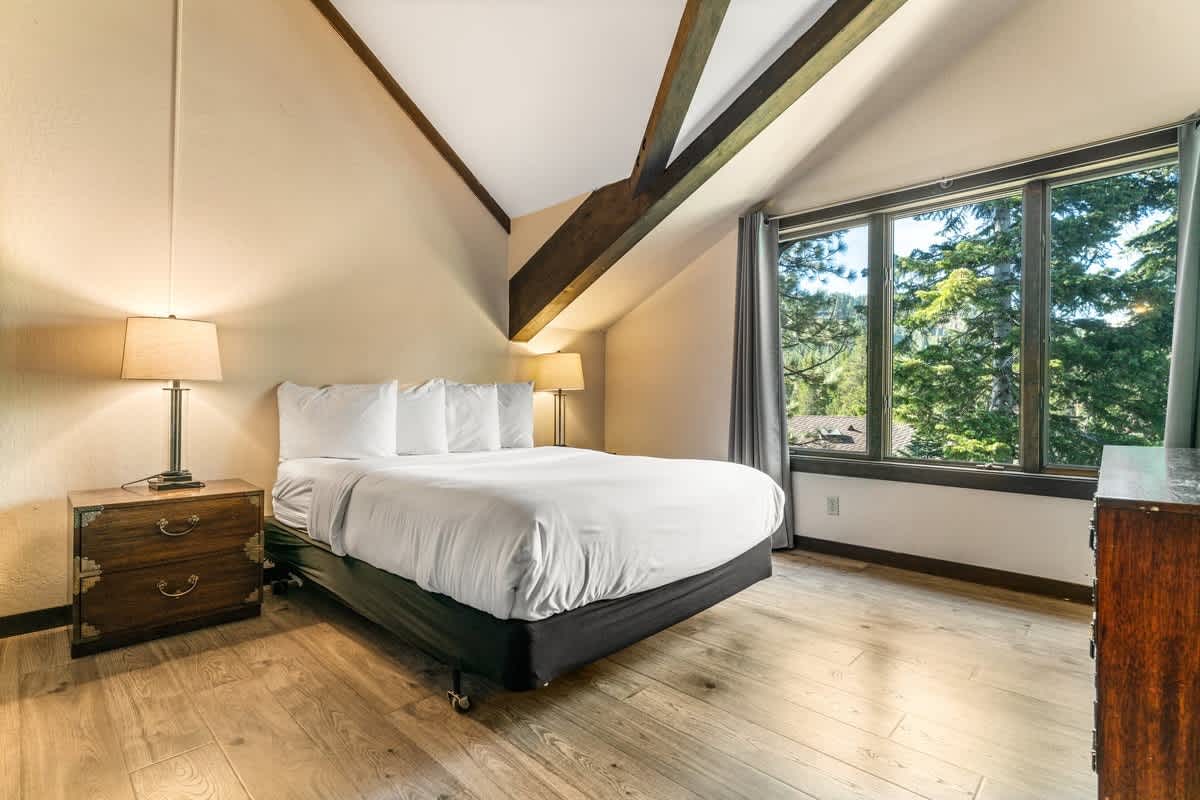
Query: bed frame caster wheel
[[448, 668, 471, 713], [270, 573, 303, 596], [448, 691, 471, 713]]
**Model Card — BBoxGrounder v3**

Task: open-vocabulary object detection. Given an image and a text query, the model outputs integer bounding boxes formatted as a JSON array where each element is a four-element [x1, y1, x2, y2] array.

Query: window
[[1047, 165, 1179, 467], [780, 224, 869, 453], [891, 195, 1022, 463], [776, 126, 1181, 496]]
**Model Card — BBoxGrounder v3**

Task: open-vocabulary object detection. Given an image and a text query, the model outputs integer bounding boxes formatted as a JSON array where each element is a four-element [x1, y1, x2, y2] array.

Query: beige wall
[[606, 228, 736, 460], [0, 0, 517, 617], [507, 192, 605, 451], [603, 0, 1200, 583]]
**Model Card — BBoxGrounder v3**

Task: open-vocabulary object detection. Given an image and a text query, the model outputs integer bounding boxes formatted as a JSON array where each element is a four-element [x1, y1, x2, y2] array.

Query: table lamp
[[121, 315, 222, 490], [534, 352, 584, 446]]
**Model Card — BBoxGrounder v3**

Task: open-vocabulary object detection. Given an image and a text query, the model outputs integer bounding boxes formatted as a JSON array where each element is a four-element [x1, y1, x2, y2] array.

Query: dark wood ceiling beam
[[509, 0, 906, 341], [309, 0, 510, 232], [629, 0, 730, 197]]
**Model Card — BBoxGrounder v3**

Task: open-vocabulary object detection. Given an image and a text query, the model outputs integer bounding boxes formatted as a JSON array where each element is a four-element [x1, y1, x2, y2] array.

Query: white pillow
[[445, 382, 501, 452], [396, 379, 448, 454], [497, 382, 534, 448], [277, 381, 397, 460]]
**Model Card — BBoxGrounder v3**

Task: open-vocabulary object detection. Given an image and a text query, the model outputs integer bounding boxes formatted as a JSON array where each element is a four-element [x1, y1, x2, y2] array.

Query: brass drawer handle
[[158, 514, 200, 536], [157, 574, 199, 598]]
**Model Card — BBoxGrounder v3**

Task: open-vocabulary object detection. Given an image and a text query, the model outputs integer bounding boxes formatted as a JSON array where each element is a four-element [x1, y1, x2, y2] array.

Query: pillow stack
[[278, 378, 534, 460]]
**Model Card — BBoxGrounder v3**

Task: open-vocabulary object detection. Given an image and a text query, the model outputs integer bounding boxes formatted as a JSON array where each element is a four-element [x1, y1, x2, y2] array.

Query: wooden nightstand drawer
[[69, 479, 264, 657], [78, 494, 261, 574], [77, 550, 260, 640]]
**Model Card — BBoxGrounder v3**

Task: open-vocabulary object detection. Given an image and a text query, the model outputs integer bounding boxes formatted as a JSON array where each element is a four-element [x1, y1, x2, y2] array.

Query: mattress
[[273, 447, 784, 621]]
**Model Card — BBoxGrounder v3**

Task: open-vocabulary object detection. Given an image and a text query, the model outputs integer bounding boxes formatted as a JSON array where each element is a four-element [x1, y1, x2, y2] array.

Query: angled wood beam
[[630, 0, 730, 197], [309, 0, 510, 232], [510, 0, 906, 341]]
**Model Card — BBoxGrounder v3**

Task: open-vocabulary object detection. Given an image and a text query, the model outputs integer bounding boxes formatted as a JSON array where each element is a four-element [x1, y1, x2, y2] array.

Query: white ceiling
[[331, 0, 831, 217]]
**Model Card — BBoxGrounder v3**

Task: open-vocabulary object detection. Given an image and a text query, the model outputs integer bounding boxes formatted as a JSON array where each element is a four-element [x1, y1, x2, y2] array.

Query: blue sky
[[794, 217, 942, 295], [794, 205, 1167, 297]]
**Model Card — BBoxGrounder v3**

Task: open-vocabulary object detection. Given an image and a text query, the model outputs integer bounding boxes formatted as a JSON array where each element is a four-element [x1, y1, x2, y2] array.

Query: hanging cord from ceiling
[[166, 0, 182, 315]]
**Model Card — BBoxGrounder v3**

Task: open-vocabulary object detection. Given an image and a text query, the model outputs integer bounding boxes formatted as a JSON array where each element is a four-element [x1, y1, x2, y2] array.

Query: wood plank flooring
[[0, 550, 1096, 799]]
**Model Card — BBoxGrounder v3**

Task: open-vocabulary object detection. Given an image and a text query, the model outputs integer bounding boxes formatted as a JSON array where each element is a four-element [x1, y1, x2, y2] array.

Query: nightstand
[[68, 479, 264, 658]]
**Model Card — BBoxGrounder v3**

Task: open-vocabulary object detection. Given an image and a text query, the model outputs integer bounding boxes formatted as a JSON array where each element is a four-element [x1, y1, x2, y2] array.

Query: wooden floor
[[0, 550, 1096, 800]]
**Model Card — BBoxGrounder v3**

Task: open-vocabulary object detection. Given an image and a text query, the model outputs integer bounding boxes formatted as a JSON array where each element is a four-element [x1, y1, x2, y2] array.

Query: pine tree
[[778, 164, 1178, 464]]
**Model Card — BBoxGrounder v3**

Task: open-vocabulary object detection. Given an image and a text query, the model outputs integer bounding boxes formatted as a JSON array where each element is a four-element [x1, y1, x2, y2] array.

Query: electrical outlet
[[826, 495, 840, 516]]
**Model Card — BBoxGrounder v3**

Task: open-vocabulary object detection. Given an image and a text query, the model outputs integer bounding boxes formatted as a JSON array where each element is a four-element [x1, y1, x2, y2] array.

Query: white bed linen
[[272, 457, 350, 530], [286, 447, 783, 621]]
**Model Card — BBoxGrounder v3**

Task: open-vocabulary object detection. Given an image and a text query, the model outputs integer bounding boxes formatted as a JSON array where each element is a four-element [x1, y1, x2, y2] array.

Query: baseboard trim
[[792, 536, 1093, 604], [0, 604, 71, 639]]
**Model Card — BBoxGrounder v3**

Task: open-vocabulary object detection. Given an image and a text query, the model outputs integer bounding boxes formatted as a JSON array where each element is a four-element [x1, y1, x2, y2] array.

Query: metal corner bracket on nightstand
[[68, 479, 265, 658]]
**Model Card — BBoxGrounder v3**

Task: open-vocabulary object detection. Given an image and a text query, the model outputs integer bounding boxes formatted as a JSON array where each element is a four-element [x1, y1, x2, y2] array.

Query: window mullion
[[866, 212, 889, 462], [1019, 180, 1049, 473]]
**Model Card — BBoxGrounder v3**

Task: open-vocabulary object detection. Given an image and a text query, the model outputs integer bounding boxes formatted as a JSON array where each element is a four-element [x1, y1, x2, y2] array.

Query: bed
[[266, 446, 782, 709]]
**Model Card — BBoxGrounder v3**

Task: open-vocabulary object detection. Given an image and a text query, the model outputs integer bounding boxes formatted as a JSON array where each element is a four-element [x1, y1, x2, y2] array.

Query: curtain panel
[[730, 209, 794, 549], [1165, 119, 1200, 448]]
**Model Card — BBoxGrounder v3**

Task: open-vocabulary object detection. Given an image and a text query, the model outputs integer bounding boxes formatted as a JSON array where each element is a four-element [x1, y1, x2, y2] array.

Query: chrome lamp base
[[148, 470, 205, 491], [151, 380, 206, 491], [553, 389, 567, 447]]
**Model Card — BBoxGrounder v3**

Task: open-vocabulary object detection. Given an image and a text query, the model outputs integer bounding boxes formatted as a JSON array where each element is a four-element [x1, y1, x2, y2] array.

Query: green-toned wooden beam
[[509, 0, 906, 341], [630, 0, 730, 197]]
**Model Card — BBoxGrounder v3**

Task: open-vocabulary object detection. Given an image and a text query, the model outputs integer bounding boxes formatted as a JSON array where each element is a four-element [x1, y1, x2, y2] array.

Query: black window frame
[[777, 127, 1180, 499], [777, 218, 874, 459]]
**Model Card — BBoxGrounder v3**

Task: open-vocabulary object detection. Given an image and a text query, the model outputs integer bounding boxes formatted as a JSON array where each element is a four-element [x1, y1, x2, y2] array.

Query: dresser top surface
[[69, 479, 261, 510], [1097, 446, 1200, 509]]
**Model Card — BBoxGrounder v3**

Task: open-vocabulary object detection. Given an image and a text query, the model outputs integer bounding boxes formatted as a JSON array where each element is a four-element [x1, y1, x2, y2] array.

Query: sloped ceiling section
[[329, 0, 834, 218], [507, 0, 906, 340], [330, 0, 683, 217]]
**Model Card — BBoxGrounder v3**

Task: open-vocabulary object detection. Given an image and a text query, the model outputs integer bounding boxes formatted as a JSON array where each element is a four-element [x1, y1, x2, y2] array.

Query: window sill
[[789, 453, 1097, 500]]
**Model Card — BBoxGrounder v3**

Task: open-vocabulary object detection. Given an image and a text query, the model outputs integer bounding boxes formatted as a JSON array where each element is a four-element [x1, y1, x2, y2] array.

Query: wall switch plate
[[826, 496, 840, 516]]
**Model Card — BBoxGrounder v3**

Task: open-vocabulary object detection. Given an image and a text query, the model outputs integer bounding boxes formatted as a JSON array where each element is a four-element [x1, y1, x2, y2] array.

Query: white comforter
[[298, 447, 783, 621]]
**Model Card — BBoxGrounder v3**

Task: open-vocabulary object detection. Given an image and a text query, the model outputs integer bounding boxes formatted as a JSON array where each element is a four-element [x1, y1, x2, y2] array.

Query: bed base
[[264, 519, 772, 711]]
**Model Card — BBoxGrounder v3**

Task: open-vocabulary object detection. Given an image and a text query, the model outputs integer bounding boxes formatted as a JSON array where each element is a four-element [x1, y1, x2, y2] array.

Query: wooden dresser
[[1093, 446, 1200, 798], [69, 479, 264, 657]]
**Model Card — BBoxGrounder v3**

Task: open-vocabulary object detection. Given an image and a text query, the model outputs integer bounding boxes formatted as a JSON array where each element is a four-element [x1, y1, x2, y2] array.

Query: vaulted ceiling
[[322, 0, 1200, 341], [331, 0, 834, 218]]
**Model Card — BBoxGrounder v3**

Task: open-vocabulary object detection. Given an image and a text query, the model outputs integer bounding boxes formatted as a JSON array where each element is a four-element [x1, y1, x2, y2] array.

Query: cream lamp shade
[[534, 352, 584, 392], [121, 316, 223, 381]]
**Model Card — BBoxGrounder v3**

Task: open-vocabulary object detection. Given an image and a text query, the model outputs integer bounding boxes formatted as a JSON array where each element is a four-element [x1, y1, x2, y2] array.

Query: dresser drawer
[[78, 550, 260, 639], [78, 494, 261, 573]]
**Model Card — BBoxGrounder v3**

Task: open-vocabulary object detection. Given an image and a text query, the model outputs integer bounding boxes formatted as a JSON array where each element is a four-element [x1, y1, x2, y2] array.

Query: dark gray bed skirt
[[265, 520, 772, 691]]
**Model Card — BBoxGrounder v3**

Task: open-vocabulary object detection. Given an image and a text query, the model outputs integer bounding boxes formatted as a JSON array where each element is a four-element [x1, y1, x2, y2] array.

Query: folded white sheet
[[300, 447, 784, 621], [273, 457, 348, 529]]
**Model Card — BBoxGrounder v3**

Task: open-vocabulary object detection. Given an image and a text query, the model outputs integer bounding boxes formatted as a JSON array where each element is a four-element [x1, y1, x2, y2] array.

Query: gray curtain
[[730, 209, 794, 549], [1165, 119, 1200, 448]]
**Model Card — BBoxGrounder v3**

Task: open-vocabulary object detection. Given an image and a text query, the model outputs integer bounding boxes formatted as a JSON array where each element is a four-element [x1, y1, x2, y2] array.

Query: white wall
[[602, 0, 1200, 585], [793, 475, 1093, 585]]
